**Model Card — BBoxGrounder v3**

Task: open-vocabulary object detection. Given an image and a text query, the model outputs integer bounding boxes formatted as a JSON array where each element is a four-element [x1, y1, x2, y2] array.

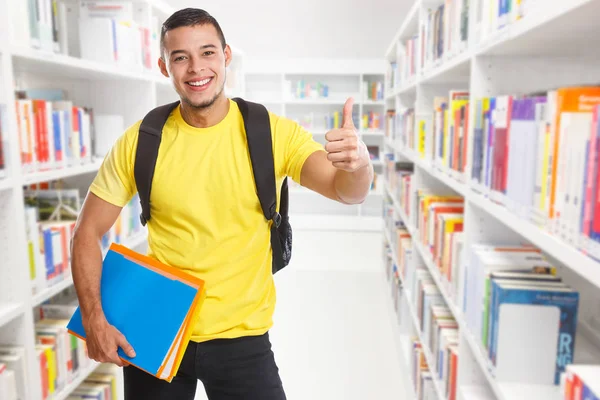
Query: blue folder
[[67, 245, 202, 377]]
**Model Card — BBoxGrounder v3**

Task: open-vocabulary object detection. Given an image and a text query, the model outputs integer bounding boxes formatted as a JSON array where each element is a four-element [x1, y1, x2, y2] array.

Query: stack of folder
[[67, 243, 206, 381]]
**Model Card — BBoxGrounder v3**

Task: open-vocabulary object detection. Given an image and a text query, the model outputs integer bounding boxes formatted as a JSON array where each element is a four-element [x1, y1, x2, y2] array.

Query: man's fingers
[[327, 151, 357, 163], [325, 139, 356, 154], [116, 331, 136, 358], [107, 350, 125, 367]]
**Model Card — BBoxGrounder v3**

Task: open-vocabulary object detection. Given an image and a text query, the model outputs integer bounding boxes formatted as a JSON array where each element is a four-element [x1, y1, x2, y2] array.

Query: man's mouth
[[186, 77, 213, 88]]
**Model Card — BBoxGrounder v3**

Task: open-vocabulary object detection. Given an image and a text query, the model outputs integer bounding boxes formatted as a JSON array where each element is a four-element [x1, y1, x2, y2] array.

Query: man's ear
[[224, 44, 232, 68], [158, 57, 169, 78]]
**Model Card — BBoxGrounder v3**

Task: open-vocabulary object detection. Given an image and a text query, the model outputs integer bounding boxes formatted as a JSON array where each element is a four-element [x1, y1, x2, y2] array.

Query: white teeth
[[189, 78, 211, 87]]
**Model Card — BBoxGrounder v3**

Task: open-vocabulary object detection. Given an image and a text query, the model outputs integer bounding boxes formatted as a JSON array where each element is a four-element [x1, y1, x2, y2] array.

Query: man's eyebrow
[[170, 49, 188, 57], [200, 44, 217, 49]]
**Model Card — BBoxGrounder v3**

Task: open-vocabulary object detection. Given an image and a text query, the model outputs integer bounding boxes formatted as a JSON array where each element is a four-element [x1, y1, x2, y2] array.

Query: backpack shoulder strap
[[232, 97, 281, 225], [134, 101, 180, 226]]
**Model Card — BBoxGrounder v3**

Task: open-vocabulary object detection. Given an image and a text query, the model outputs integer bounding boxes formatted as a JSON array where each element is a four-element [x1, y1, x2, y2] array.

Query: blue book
[[489, 281, 579, 385], [67, 244, 206, 381]]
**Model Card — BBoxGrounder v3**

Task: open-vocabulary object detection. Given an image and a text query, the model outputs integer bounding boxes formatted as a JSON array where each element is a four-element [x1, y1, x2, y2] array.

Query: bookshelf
[[0, 1, 245, 399], [382, 1, 600, 400], [243, 62, 387, 229]]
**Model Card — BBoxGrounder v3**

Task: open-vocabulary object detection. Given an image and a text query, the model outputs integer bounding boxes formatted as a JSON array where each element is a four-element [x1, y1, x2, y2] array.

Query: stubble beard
[[181, 75, 227, 110]]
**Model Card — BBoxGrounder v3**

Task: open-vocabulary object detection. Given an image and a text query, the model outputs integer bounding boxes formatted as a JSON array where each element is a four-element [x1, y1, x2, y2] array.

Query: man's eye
[[174, 56, 186, 62], [203, 51, 215, 56]]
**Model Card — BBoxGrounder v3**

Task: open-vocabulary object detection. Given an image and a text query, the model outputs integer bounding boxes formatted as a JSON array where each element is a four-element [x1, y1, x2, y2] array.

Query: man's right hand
[[84, 311, 136, 367]]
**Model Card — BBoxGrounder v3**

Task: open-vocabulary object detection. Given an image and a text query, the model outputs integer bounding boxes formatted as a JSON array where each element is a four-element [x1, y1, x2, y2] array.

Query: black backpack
[[133, 98, 292, 274]]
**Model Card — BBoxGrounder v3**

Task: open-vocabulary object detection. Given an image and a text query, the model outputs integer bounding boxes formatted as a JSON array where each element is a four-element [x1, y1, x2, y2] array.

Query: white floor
[[195, 229, 410, 400]]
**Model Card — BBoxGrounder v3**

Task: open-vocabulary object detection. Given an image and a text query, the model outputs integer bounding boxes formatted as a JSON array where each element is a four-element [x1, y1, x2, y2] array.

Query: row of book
[[471, 88, 600, 263], [294, 111, 359, 131], [25, 187, 144, 296], [363, 81, 384, 101], [393, 84, 600, 265], [15, 91, 95, 173], [66, 364, 122, 400], [294, 111, 378, 132], [383, 195, 459, 400], [463, 243, 579, 386], [0, 301, 93, 400], [478, 0, 526, 44], [410, 338, 439, 400], [409, 265, 459, 400], [291, 80, 330, 100], [395, 90, 468, 172], [412, 190, 581, 387], [403, 86, 600, 262], [563, 364, 600, 400], [22, 0, 161, 73], [420, 0, 469, 72], [383, 159, 413, 219], [386, 35, 419, 92]]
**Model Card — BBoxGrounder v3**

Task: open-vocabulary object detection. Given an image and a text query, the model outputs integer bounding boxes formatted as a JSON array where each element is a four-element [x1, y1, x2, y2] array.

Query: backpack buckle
[[273, 212, 282, 228]]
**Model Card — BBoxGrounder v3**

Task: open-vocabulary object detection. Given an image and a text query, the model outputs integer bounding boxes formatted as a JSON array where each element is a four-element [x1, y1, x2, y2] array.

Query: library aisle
[[194, 229, 410, 400]]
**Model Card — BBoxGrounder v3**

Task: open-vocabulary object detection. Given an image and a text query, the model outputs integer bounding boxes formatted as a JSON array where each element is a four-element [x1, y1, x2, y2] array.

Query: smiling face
[[159, 24, 232, 109]]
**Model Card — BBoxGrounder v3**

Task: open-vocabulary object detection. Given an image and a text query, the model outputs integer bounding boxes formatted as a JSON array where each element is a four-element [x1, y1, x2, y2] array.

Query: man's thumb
[[341, 97, 355, 128]]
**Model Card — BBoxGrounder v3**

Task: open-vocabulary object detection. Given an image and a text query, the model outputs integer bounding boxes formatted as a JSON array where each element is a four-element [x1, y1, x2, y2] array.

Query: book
[[489, 281, 579, 385], [67, 244, 206, 381]]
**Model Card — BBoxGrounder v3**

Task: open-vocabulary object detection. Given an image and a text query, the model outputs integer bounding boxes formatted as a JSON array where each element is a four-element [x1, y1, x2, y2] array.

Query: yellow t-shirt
[[89, 99, 323, 342]]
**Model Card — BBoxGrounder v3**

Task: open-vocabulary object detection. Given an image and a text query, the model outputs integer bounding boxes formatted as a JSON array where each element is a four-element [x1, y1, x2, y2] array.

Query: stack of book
[[67, 244, 207, 382], [463, 244, 580, 386]]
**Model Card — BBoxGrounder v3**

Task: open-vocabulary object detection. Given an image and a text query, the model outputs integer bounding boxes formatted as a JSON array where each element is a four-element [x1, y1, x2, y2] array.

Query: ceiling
[[165, 0, 413, 60]]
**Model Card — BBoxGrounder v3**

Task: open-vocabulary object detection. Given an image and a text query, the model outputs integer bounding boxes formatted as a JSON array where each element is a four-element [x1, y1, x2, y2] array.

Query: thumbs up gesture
[[325, 97, 370, 172]]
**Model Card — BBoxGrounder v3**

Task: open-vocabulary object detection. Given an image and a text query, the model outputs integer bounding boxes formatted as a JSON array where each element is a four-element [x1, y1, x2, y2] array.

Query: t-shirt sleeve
[[272, 114, 324, 183], [89, 121, 141, 207]]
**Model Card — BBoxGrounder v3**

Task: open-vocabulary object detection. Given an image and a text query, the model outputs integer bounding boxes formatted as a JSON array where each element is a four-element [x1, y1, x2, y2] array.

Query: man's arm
[[299, 97, 374, 204], [71, 192, 135, 366]]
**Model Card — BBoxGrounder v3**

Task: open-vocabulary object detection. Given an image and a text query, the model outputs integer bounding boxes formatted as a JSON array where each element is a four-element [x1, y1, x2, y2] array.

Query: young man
[[71, 8, 373, 400]]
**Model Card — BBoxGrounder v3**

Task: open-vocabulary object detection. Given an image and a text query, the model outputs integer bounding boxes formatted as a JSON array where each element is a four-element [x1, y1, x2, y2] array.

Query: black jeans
[[123, 332, 287, 400]]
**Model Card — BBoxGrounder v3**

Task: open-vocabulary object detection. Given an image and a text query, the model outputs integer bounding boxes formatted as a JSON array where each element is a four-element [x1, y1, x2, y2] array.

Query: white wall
[[166, 0, 412, 60]]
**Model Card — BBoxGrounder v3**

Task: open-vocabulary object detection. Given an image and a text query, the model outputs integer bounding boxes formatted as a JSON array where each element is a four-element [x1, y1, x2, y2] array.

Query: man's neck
[[180, 95, 230, 128]]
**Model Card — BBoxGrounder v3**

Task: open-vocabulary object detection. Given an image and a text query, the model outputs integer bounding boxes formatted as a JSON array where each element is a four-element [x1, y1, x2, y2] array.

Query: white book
[[78, 17, 117, 65], [0, 346, 28, 400]]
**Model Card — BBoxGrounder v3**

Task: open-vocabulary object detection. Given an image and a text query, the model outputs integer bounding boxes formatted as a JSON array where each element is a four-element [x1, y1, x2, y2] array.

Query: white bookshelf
[[382, 1, 600, 400], [243, 63, 387, 223], [0, 1, 245, 400]]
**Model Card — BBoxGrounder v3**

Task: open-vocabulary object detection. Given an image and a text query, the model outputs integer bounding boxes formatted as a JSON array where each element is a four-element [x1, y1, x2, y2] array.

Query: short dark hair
[[160, 8, 227, 58]]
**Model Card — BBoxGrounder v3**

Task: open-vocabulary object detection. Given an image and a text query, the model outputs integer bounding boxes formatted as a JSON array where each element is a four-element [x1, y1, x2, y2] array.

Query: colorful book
[[67, 244, 206, 382]]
